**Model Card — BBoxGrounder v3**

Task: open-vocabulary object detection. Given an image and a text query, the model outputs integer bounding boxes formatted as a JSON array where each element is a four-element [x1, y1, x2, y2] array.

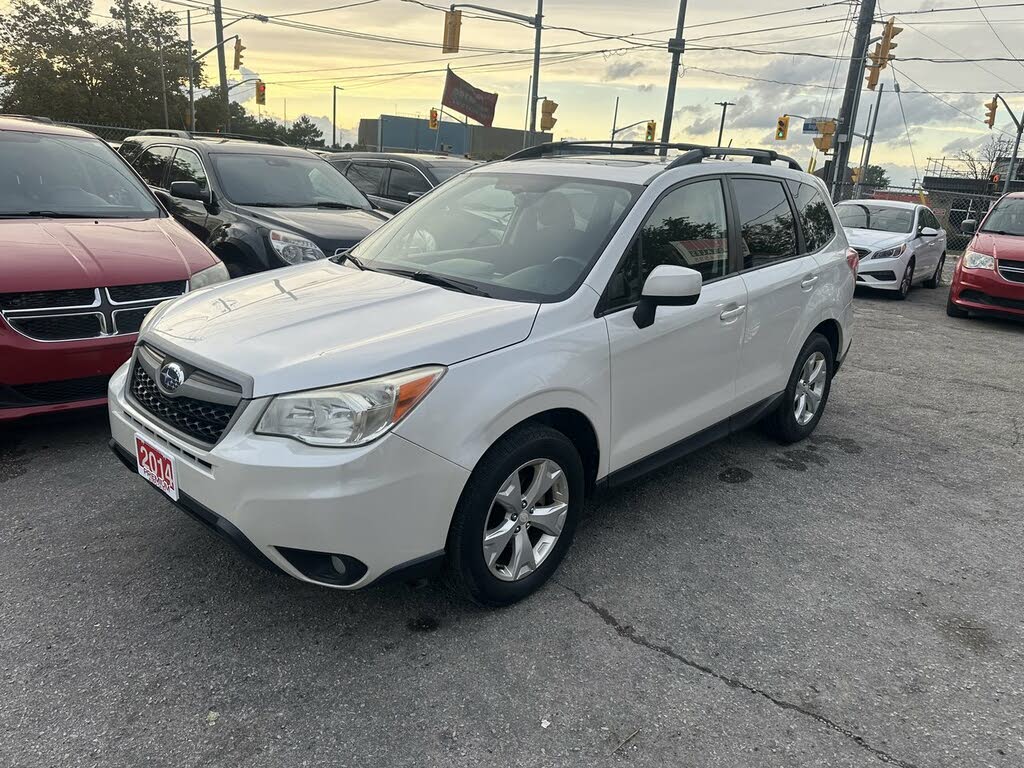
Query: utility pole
[[659, 0, 688, 155], [530, 0, 543, 137], [213, 0, 230, 130], [610, 96, 620, 142], [993, 95, 1024, 193], [715, 101, 734, 147], [855, 83, 884, 198], [158, 34, 169, 129], [187, 11, 195, 131], [332, 86, 343, 148], [831, 0, 877, 196], [123, 0, 132, 46]]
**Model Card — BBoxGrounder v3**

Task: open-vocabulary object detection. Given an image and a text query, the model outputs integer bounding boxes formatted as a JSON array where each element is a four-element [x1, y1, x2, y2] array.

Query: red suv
[[0, 117, 228, 422], [948, 192, 1024, 321]]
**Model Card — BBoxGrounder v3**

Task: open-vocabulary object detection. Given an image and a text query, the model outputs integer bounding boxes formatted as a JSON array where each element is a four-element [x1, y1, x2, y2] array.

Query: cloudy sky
[[131, 1, 1024, 184]]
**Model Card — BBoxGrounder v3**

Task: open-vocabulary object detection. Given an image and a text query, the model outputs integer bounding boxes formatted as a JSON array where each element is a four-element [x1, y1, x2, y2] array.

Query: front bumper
[[0, 324, 135, 421], [855, 256, 901, 290], [950, 261, 1024, 318], [107, 363, 471, 589]]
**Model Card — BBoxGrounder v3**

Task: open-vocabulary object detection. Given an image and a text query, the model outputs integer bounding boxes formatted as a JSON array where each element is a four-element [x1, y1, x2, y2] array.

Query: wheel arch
[[810, 318, 842, 364]]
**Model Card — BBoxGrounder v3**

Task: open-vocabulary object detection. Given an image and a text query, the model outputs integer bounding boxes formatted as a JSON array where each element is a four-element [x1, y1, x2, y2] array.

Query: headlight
[[871, 243, 907, 260], [189, 261, 230, 290], [269, 229, 326, 265], [256, 365, 445, 447], [963, 250, 996, 270]]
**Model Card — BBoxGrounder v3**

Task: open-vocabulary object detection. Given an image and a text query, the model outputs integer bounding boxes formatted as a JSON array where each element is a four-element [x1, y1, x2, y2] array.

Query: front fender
[[208, 223, 273, 272]]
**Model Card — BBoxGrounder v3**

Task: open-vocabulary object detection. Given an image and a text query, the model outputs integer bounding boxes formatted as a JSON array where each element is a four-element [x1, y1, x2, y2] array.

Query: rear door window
[[345, 162, 386, 196], [166, 149, 208, 194], [387, 164, 430, 201], [732, 177, 798, 269], [133, 146, 174, 188]]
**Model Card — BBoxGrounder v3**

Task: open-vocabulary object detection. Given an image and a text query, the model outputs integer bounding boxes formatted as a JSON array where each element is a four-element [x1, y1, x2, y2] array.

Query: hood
[[0, 217, 218, 292], [143, 262, 539, 397], [238, 205, 388, 254], [969, 230, 1024, 261], [841, 228, 910, 252]]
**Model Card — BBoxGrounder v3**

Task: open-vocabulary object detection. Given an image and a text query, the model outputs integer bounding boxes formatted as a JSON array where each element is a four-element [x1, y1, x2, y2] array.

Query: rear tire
[[924, 253, 946, 289], [765, 333, 834, 444], [444, 424, 584, 607], [946, 291, 969, 318]]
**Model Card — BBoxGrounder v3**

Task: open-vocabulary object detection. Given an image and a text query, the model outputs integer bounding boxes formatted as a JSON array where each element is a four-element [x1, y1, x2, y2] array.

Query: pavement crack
[[559, 583, 918, 768]]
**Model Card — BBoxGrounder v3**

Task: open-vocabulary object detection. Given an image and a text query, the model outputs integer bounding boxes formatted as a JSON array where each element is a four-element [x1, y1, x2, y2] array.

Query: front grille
[[997, 259, 1024, 284], [10, 375, 110, 404], [130, 364, 237, 444], [960, 289, 1024, 311], [854, 247, 872, 259], [114, 308, 150, 335], [860, 270, 898, 282], [9, 314, 103, 340], [0, 288, 96, 311], [109, 281, 187, 303]]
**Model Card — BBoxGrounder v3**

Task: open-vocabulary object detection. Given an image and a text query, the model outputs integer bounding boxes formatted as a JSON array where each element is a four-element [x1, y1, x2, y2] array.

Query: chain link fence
[[833, 183, 1000, 252]]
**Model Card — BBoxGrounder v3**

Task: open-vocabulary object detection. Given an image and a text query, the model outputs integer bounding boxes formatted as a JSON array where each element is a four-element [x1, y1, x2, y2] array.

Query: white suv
[[108, 142, 856, 606]]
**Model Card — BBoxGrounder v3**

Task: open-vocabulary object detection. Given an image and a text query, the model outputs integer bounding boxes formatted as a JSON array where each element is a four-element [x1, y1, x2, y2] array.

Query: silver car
[[836, 200, 947, 299]]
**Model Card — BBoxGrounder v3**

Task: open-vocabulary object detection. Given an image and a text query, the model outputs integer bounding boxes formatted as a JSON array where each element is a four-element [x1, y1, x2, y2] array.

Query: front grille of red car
[[959, 289, 1024, 311], [3, 375, 111, 405], [997, 259, 1024, 284], [129, 363, 238, 445], [1, 282, 187, 342]]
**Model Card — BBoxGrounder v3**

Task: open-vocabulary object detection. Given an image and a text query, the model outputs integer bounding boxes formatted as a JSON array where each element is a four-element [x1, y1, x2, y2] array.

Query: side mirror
[[961, 219, 977, 235], [633, 265, 702, 329], [407, 190, 425, 201], [169, 180, 207, 202], [920, 226, 939, 237]]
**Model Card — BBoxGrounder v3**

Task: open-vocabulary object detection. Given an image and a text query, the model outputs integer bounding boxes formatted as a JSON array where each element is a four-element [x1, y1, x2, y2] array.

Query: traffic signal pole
[[994, 95, 1023, 193], [830, 0, 877, 197], [186, 10, 194, 130], [855, 83, 884, 197], [332, 86, 343, 148], [715, 101, 735, 148], [659, 0, 689, 155]]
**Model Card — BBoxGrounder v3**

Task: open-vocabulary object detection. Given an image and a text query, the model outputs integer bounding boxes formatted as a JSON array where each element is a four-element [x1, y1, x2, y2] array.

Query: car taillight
[[846, 247, 859, 275]]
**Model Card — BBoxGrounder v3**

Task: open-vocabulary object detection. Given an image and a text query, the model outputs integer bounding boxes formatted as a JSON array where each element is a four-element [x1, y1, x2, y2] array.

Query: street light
[[223, 13, 269, 30]]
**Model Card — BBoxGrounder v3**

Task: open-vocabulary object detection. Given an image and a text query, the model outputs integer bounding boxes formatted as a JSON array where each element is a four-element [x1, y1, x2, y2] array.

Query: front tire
[[946, 291, 969, 318], [765, 333, 834, 444], [895, 259, 914, 300], [445, 424, 584, 607], [924, 253, 946, 289]]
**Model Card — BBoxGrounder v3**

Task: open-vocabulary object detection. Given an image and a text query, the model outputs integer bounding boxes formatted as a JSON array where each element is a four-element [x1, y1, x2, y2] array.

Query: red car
[[0, 116, 228, 422], [948, 192, 1024, 321]]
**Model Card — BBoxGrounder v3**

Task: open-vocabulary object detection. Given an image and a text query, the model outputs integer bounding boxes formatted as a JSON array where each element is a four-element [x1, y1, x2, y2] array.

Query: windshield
[[429, 161, 478, 182], [0, 130, 161, 218], [981, 196, 1024, 236], [349, 171, 641, 302], [837, 203, 914, 234], [210, 153, 370, 209]]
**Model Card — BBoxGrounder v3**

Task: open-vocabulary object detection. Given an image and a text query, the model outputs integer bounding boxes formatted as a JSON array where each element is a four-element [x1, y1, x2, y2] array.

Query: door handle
[[719, 304, 746, 322], [800, 274, 820, 290]]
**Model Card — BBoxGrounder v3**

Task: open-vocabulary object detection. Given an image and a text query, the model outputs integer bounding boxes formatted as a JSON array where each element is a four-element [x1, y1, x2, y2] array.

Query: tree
[[955, 137, 1013, 179], [285, 115, 324, 146], [863, 164, 889, 189], [0, 0, 199, 128]]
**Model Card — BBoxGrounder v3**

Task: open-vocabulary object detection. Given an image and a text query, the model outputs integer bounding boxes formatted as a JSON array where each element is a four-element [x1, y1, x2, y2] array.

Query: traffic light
[[985, 96, 998, 128], [851, 166, 862, 184], [442, 10, 462, 53], [428, 108, 439, 130], [540, 99, 558, 131], [865, 43, 883, 91], [878, 17, 903, 63], [813, 134, 833, 153], [255, 79, 266, 105], [775, 115, 790, 141], [991, 172, 1001, 185], [644, 120, 656, 141], [233, 37, 245, 70]]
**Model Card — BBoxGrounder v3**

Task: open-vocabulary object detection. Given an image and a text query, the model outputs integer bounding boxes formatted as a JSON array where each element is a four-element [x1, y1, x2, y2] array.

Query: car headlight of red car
[[189, 262, 231, 290], [963, 250, 996, 270]]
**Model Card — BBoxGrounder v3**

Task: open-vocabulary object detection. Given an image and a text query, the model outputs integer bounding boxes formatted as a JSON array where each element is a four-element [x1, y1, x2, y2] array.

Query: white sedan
[[836, 200, 947, 299]]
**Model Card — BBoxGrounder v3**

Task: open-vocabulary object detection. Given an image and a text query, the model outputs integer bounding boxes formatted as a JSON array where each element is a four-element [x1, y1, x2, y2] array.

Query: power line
[[891, 64, 1018, 138], [272, 0, 382, 19], [971, 0, 1024, 78], [892, 69, 920, 181]]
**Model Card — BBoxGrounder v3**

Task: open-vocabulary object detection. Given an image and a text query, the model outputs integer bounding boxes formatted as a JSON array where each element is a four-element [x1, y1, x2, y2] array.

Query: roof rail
[[2, 114, 55, 124], [504, 140, 803, 171], [134, 128, 288, 146]]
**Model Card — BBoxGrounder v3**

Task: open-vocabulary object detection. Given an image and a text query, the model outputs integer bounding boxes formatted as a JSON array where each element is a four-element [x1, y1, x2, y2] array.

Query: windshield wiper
[[980, 228, 1019, 236], [379, 268, 491, 297], [330, 248, 368, 270], [316, 201, 364, 210], [1, 211, 98, 218]]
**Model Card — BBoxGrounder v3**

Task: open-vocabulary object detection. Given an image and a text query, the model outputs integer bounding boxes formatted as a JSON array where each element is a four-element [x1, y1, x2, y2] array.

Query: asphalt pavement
[[2, 272, 1023, 768]]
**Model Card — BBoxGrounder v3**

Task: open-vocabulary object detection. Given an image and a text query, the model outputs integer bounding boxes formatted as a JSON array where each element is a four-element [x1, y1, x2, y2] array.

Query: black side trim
[[109, 439, 282, 574], [365, 550, 446, 588], [603, 393, 784, 488]]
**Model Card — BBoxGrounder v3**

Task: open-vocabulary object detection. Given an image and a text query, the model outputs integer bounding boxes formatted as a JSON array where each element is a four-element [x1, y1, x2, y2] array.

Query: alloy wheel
[[899, 264, 913, 297], [482, 458, 569, 582], [794, 351, 827, 426]]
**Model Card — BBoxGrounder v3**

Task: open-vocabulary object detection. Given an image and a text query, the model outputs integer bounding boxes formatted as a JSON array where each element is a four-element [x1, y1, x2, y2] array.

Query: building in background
[[357, 114, 552, 160]]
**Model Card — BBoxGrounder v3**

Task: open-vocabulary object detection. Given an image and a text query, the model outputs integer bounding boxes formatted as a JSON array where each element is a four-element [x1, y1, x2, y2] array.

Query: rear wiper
[[380, 268, 490, 297]]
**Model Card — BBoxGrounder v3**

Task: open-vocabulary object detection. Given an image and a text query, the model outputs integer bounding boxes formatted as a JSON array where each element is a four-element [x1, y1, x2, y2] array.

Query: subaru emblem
[[159, 362, 185, 393]]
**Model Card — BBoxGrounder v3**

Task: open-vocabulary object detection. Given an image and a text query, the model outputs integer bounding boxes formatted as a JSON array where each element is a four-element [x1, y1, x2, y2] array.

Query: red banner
[[442, 68, 498, 127]]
